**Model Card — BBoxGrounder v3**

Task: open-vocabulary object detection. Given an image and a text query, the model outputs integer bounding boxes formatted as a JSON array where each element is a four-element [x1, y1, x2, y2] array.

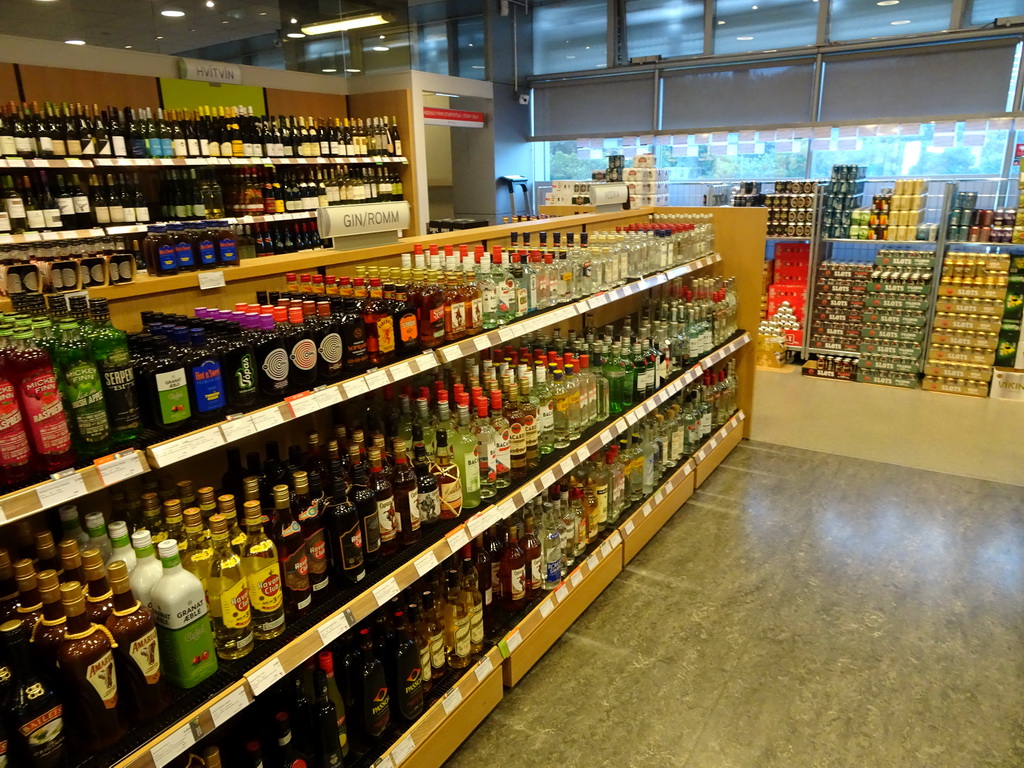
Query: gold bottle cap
[[177, 478, 195, 496], [58, 539, 81, 566], [292, 471, 309, 493], [81, 548, 106, 577], [351, 428, 364, 445], [34, 530, 57, 559], [0, 548, 11, 577], [393, 437, 407, 454], [13, 520, 33, 549], [107, 561, 132, 593], [307, 431, 320, 448], [59, 582, 86, 616], [198, 486, 217, 506], [242, 476, 261, 500], [183, 509, 204, 530], [141, 491, 161, 513], [14, 559, 36, 587], [243, 500, 262, 525], [162, 499, 182, 521], [347, 444, 361, 461], [217, 494, 237, 516], [273, 484, 291, 504], [335, 425, 347, 443], [209, 514, 228, 536], [36, 569, 60, 602], [204, 747, 222, 768], [368, 446, 381, 462]]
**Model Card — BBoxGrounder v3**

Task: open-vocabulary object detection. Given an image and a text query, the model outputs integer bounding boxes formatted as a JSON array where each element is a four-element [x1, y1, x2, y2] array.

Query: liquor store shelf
[[0, 252, 725, 528], [100, 335, 750, 768], [0, 210, 317, 246], [821, 238, 938, 246], [0, 155, 408, 169]]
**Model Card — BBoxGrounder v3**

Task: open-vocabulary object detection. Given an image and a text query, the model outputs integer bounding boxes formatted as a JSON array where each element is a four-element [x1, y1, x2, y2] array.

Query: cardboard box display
[[922, 376, 989, 397], [631, 154, 657, 168], [937, 282, 1007, 301], [858, 356, 920, 373], [857, 370, 919, 388], [876, 251, 936, 268], [623, 167, 668, 181], [995, 319, 1022, 368], [923, 362, 992, 382], [930, 330, 999, 350], [862, 309, 928, 327], [930, 345, 996, 366], [862, 324, 925, 343]]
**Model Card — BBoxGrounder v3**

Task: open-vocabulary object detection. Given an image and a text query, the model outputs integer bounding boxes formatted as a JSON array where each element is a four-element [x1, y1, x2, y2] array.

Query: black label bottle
[[0, 619, 64, 768], [324, 460, 365, 585]]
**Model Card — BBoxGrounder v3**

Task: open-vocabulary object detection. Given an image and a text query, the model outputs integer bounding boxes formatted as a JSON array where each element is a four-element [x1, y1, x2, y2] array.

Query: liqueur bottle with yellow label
[[57, 582, 125, 752], [241, 500, 286, 640], [206, 514, 253, 660], [105, 560, 168, 722], [0, 619, 64, 768]]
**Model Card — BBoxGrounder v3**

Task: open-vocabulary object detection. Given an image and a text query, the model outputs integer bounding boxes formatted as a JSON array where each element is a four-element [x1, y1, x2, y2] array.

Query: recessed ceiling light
[[346, 68, 361, 72], [290, 17, 297, 23], [379, 34, 385, 39], [205, 0, 214, 6], [877, 0, 899, 5], [737, 35, 754, 40], [585, 46, 590, 49], [65, 39, 86, 44], [161, 9, 185, 17], [372, 45, 389, 51], [221, 20, 227, 23], [718, 20, 726, 24], [287, 32, 306, 38], [156, 35, 164, 39], [125, 44, 133, 48], [471, 65, 485, 69], [321, 68, 337, 72], [890, 18, 910, 23], [301, 13, 391, 34], [259, 11, 267, 14], [752, 5, 758, 8], [567, 55, 576, 59]]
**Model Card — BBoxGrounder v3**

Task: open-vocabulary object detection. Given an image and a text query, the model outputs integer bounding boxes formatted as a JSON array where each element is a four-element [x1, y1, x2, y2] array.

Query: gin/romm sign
[[317, 201, 411, 238], [178, 58, 243, 84]]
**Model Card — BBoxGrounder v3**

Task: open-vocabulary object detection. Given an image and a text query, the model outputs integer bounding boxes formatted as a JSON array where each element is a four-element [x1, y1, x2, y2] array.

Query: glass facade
[[829, 0, 953, 42], [625, 0, 704, 61], [533, 0, 609, 74], [713, 0, 819, 55]]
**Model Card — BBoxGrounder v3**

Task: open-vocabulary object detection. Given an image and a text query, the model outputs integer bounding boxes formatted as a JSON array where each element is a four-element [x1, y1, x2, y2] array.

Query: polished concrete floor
[[445, 441, 1024, 768]]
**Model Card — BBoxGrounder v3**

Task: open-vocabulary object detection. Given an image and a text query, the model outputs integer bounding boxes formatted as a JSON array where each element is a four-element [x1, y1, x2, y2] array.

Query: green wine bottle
[[54, 321, 111, 458], [85, 298, 141, 445]]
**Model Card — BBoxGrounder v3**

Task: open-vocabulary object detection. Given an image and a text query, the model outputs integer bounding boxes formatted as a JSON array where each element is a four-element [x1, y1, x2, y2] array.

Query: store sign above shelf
[[316, 200, 411, 241], [178, 58, 242, 84], [423, 107, 485, 128], [591, 182, 629, 211]]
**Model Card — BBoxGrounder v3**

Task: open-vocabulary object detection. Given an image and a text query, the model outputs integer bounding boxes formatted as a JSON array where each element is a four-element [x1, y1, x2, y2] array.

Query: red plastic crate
[[773, 264, 810, 284], [767, 284, 806, 321], [773, 243, 811, 260]]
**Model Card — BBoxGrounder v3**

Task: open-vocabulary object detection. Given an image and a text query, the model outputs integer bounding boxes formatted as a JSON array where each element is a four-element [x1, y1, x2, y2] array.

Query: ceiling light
[[321, 68, 337, 72], [471, 65, 485, 69], [718, 20, 725, 24], [877, 0, 899, 4], [752, 5, 758, 8], [346, 68, 361, 72], [290, 17, 297, 23], [205, 0, 214, 6], [125, 44, 133, 48], [287, 32, 306, 38], [890, 18, 910, 23], [65, 39, 86, 45], [737, 35, 754, 40], [379, 34, 385, 39], [156, 35, 164, 39], [566, 55, 576, 59], [161, 9, 185, 17], [259, 11, 267, 15], [302, 13, 390, 35], [372, 45, 389, 51], [434, 93, 460, 98]]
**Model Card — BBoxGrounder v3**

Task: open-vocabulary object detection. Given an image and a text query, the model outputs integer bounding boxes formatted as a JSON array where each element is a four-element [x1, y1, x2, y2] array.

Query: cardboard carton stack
[[809, 260, 870, 354]]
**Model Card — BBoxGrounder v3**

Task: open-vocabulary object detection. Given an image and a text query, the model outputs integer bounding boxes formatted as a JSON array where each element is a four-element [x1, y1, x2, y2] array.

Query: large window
[[625, 0, 704, 61], [829, 0, 952, 41], [713, 0, 819, 55], [533, 0, 608, 74], [971, 0, 1024, 25]]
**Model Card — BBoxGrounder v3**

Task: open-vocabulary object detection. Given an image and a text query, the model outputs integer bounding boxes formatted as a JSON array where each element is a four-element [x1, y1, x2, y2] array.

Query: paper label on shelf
[[643, 504, 652, 518], [466, 512, 489, 538], [568, 570, 582, 588], [446, 527, 469, 554], [365, 369, 390, 391], [554, 584, 569, 602], [389, 361, 413, 381], [198, 270, 226, 290], [392, 735, 415, 764], [506, 629, 522, 652], [246, 657, 285, 696], [538, 598, 553, 618], [586, 553, 599, 572], [318, 612, 351, 646], [220, 415, 257, 443], [0, 505, 6, 522], [36, 471, 88, 509], [540, 470, 556, 488], [416, 350, 439, 372], [497, 326, 516, 342], [600, 541, 613, 558], [413, 550, 439, 577], [210, 686, 250, 728], [94, 451, 145, 486], [519, 484, 538, 504], [315, 386, 343, 408], [250, 406, 286, 432], [475, 656, 494, 681], [441, 686, 464, 715], [497, 499, 518, 520], [378, 755, 396, 768], [150, 428, 225, 467], [287, 392, 321, 419], [473, 334, 492, 352], [343, 376, 370, 398], [150, 722, 196, 768], [654, 489, 665, 505], [372, 577, 400, 607]]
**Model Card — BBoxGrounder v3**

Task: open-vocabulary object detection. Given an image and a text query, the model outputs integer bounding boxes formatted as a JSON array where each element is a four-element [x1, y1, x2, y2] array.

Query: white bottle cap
[[84, 511, 106, 532], [108, 521, 128, 539], [157, 540, 179, 560], [59, 504, 79, 522], [131, 529, 153, 549]]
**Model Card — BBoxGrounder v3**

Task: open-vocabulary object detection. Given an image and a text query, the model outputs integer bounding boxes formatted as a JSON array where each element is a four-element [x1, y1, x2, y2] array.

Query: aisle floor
[[444, 441, 1024, 768]]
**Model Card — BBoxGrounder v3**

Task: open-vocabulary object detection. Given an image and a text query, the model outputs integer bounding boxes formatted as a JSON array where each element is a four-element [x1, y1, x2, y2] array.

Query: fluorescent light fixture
[[890, 19, 910, 23], [205, 0, 214, 7], [718, 19, 725, 24], [737, 35, 754, 40], [302, 13, 389, 35], [287, 32, 306, 38], [65, 39, 86, 44], [321, 68, 337, 72], [434, 93, 460, 98], [161, 9, 185, 16], [472, 65, 485, 69], [346, 68, 361, 72], [372, 45, 389, 51], [877, 0, 900, 4]]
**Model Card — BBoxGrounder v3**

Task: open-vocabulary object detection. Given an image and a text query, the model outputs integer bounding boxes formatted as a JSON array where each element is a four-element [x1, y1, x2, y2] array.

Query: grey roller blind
[[820, 40, 1018, 121], [661, 59, 816, 130], [533, 74, 655, 138]]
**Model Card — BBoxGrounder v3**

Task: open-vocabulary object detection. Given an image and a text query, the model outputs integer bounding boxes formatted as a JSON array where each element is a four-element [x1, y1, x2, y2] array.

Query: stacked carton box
[[809, 260, 870, 354]]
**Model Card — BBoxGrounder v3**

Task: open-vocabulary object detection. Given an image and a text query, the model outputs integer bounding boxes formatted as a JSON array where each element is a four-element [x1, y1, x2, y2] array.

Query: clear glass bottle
[[240, 501, 285, 640], [453, 403, 481, 510]]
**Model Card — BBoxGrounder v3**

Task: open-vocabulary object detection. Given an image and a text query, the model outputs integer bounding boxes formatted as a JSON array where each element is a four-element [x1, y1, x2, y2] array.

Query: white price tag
[[0, 504, 6, 523], [475, 655, 494, 681], [315, 387, 343, 408], [220, 415, 257, 443], [210, 686, 250, 727], [710, 437, 720, 450], [654, 489, 665, 505], [446, 527, 469, 553], [442, 686, 464, 714], [570, 570, 583, 587], [150, 428, 225, 467], [246, 657, 285, 696], [389, 362, 413, 381], [506, 629, 522, 652], [250, 406, 286, 432], [318, 612, 351, 646], [538, 598, 554, 618], [343, 376, 369, 398], [643, 504, 652, 518], [416, 350, 439, 372], [392, 735, 415, 765], [497, 499, 517, 519], [378, 756, 396, 768], [198, 270, 226, 290], [540, 471, 556, 488], [94, 452, 145, 486], [586, 553, 599, 571], [150, 723, 196, 768], [40, 231, 58, 241], [624, 519, 636, 534], [365, 369, 390, 391], [36, 471, 88, 509], [498, 326, 516, 342], [413, 550, 439, 577], [600, 541, 612, 558], [372, 577, 400, 607], [287, 393, 321, 419], [520, 484, 538, 504], [466, 512, 489, 538], [473, 334, 492, 351], [554, 584, 569, 602]]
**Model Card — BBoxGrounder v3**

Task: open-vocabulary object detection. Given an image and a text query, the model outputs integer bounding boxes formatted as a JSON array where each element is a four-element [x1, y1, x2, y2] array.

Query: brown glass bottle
[[368, 446, 398, 557], [349, 444, 382, 567], [499, 521, 526, 611], [416, 269, 446, 348], [105, 560, 169, 722], [292, 471, 329, 596], [391, 438, 420, 546], [58, 539, 86, 585], [57, 582, 126, 752], [431, 430, 462, 520], [504, 383, 527, 482], [31, 569, 66, 671], [14, 559, 42, 628], [0, 548, 20, 622], [419, 590, 445, 678], [34, 532, 62, 577], [273, 483, 311, 619], [362, 278, 397, 365], [472, 534, 493, 615], [81, 548, 115, 625]]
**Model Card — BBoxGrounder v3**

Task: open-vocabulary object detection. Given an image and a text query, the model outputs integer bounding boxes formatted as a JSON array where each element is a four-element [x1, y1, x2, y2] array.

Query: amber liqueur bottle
[[57, 582, 126, 752], [368, 445, 398, 558], [324, 459, 365, 585], [0, 549, 20, 622], [105, 560, 169, 721], [13, 559, 42, 628], [81, 547, 115, 625], [30, 569, 66, 669], [292, 470, 329, 596], [273, 483, 311, 619], [0, 620, 64, 768], [391, 437, 420, 547], [349, 444, 382, 567]]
